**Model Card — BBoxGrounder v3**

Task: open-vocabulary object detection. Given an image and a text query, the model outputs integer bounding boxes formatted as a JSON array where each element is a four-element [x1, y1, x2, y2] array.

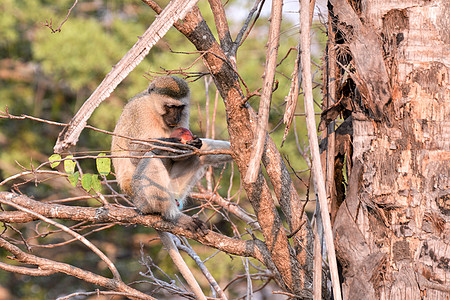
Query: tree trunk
[[329, 0, 450, 299]]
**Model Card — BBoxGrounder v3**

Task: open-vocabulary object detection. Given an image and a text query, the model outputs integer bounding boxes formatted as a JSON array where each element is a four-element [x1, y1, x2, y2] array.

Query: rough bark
[[329, 0, 450, 299], [162, 4, 313, 297]]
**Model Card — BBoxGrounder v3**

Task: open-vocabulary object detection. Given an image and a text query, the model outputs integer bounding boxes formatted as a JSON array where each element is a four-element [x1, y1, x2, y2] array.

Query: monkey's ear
[[147, 82, 156, 94]]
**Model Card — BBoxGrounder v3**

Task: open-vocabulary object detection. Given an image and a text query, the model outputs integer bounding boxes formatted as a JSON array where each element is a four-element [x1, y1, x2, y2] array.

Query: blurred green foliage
[[0, 0, 326, 298]]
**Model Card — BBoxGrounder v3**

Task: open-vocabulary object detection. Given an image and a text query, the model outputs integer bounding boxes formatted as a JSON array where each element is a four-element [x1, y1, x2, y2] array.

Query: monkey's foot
[[175, 214, 208, 236]]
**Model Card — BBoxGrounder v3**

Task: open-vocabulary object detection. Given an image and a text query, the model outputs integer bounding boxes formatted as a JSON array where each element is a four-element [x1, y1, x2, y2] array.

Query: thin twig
[[176, 236, 228, 300], [43, 0, 78, 33], [233, 0, 265, 53]]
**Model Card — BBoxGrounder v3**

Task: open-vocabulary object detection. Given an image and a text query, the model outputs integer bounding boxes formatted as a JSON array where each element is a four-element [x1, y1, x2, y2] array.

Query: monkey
[[111, 76, 231, 233]]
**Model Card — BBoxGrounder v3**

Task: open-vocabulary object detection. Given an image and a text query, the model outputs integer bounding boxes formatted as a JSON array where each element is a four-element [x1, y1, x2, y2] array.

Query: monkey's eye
[[165, 104, 185, 110]]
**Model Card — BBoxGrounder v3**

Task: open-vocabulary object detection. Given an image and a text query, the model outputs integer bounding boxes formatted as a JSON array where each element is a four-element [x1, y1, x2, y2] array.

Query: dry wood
[[0, 195, 122, 281], [0, 237, 154, 300], [158, 232, 207, 300], [244, 0, 283, 184], [175, 237, 228, 300], [299, 0, 341, 299], [152, 3, 311, 295]]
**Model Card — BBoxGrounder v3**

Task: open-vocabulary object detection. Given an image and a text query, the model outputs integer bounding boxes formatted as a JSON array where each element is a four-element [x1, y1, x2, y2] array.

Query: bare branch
[[53, 0, 200, 153], [175, 236, 228, 300], [281, 50, 300, 147], [299, 0, 341, 298], [207, 0, 233, 56], [244, 0, 283, 184], [0, 261, 56, 276], [0, 237, 154, 299], [158, 232, 207, 300], [43, 0, 78, 33], [0, 192, 269, 263], [191, 192, 260, 230], [0, 195, 122, 281], [232, 0, 265, 54]]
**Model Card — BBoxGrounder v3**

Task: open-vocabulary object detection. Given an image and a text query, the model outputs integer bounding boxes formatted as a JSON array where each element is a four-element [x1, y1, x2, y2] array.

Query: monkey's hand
[[172, 213, 208, 236], [186, 136, 202, 149]]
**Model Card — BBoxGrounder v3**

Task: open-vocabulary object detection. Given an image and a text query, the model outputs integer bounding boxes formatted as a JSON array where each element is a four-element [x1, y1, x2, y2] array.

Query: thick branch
[[207, 0, 233, 55], [144, 4, 310, 296], [244, 0, 283, 184], [1, 196, 122, 281], [0, 192, 267, 263], [0, 237, 154, 299]]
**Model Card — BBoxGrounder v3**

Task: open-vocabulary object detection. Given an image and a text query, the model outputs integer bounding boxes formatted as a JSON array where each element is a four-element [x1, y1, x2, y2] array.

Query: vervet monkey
[[111, 76, 231, 233]]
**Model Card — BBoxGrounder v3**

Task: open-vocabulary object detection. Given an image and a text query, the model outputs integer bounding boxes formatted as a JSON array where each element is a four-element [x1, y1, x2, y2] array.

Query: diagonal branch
[[207, 0, 233, 56], [232, 0, 265, 56], [0, 237, 154, 300], [244, 0, 283, 184], [53, 0, 200, 153], [0, 195, 122, 281]]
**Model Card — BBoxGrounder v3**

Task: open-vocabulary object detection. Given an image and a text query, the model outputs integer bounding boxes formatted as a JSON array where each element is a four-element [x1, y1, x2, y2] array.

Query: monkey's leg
[[132, 153, 207, 235], [169, 157, 203, 206], [132, 153, 178, 218]]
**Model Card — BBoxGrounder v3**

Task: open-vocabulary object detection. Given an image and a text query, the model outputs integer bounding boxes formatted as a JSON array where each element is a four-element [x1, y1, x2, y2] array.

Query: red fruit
[[170, 127, 194, 144]]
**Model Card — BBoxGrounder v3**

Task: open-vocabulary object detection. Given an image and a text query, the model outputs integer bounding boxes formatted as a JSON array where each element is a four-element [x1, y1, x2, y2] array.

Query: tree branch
[[207, 0, 233, 56], [145, 4, 311, 296], [53, 0, 200, 153], [0, 237, 154, 300], [0, 192, 268, 263], [0, 195, 122, 281], [299, 0, 341, 298], [244, 0, 283, 184]]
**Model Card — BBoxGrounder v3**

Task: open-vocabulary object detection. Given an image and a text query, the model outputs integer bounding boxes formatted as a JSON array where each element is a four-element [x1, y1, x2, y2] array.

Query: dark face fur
[[162, 104, 185, 128]]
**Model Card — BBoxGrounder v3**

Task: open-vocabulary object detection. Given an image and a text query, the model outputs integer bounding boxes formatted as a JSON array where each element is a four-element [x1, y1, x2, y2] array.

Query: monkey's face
[[162, 104, 185, 128]]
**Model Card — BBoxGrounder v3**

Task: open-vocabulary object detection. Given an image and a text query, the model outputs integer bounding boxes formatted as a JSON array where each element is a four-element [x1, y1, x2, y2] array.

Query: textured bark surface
[[330, 0, 450, 299], [168, 5, 313, 297]]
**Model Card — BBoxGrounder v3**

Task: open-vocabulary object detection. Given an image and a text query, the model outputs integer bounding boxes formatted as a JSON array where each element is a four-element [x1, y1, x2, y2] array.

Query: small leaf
[[68, 171, 79, 187], [64, 155, 76, 174], [92, 175, 102, 192], [81, 173, 93, 191], [49, 154, 61, 168], [96, 153, 111, 175]]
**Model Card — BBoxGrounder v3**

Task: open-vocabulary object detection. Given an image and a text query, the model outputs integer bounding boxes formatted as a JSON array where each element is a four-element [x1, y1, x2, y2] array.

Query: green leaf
[[68, 171, 79, 187], [49, 154, 61, 168], [81, 173, 93, 191], [64, 155, 76, 174], [92, 175, 102, 192], [96, 153, 111, 175]]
